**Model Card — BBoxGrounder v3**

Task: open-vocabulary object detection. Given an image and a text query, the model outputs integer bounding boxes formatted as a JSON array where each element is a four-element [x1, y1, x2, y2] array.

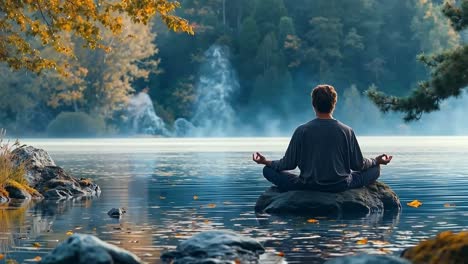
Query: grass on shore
[[0, 129, 37, 199]]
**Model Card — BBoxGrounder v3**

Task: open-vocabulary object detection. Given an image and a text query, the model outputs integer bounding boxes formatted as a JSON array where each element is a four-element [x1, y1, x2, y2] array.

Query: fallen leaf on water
[[307, 219, 319, 224], [407, 200, 422, 208], [193, 195, 199, 200], [277, 251, 285, 257], [32, 242, 41, 248], [356, 238, 368, 245], [223, 201, 232, 205], [206, 203, 216, 208], [370, 240, 389, 245], [292, 248, 300, 252], [0, 254, 4, 260], [66, 231, 73, 236], [203, 219, 211, 224], [33, 256, 41, 262], [444, 203, 456, 207], [234, 259, 241, 264], [159, 196, 166, 200]]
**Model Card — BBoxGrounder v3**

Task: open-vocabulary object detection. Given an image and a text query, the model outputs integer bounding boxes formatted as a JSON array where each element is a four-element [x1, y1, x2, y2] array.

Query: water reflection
[[0, 137, 467, 263]]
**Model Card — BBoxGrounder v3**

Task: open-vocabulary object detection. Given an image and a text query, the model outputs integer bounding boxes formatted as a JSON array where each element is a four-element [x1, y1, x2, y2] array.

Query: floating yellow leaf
[[444, 203, 456, 207], [277, 251, 285, 257], [370, 240, 389, 245], [159, 196, 166, 200], [203, 219, 211, 224], [32, 242, 41, 248], [33, 256, 41, 262], [66, 231, 73, 236], [193, 195, 198, 200], [356, 238, 368, 245], [407, 200, 422, 208], [0, 254, 4, 260], [206, 203, 216, 208], [307, 219, 319, 224]]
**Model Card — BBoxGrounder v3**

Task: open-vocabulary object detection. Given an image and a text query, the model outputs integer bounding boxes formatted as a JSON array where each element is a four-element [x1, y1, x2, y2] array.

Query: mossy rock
[[402, 231, 468, 264]]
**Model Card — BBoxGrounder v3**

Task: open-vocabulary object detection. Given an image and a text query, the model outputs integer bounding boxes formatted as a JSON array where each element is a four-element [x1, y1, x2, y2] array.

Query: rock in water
[[325, 255, 411, 264], [12, 146, 101, 200], [161, 230, 265, 264], [255, 181, 400, 216], [108, 208, 126, 218], [401, 231, 468, 264], [40, 234, 142, 264]]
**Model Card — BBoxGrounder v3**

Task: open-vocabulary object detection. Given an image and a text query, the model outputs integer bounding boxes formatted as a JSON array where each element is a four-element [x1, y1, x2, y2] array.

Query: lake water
[[1, 137, 468, 263]]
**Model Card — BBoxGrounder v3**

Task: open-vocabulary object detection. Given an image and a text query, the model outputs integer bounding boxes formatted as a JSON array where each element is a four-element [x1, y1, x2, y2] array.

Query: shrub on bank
[[47, 112, 107, 137]]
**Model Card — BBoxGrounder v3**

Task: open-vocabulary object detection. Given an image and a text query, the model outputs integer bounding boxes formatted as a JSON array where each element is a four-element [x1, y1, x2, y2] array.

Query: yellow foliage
[[0, 0, 193, 73]]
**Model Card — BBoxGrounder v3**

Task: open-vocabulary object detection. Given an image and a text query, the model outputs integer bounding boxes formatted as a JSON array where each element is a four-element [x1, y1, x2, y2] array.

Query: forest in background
[[0, 0, 462, 136]]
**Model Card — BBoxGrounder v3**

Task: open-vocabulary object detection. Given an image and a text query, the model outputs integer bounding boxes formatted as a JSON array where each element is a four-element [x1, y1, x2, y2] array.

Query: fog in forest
[[1, 0, 467, 137]]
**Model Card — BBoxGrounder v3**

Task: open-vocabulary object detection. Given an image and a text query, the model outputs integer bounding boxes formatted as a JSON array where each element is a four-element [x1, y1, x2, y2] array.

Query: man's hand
[[252, 152, 269, 165], [375, 154, 393, 165]]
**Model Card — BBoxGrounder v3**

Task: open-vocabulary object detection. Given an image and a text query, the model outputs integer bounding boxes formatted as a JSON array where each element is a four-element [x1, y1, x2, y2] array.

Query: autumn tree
[[367, 0, 465, 121], [0, 0, 193, 74]]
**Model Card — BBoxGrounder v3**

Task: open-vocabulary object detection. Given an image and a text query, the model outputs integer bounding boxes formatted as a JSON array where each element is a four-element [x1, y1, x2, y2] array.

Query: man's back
[[270, 118, 372, 186]]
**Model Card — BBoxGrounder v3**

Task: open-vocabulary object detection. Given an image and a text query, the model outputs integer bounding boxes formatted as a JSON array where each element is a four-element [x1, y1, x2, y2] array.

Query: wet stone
[[11, 146, 101, 200], [5, 185, 31, 200], [325, 254, 411, 264], [255, 181, 401, 216], [161, 230, 265, 264], [108, 208, 126, 218], [40, 234, 143, 264]]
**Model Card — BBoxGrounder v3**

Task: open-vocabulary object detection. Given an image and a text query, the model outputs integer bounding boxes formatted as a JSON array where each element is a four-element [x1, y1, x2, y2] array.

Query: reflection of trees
[[0, 201, 29, 253]]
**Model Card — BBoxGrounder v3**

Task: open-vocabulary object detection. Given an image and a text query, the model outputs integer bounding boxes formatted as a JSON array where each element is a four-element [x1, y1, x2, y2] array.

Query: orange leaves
[[277, 251, 285, 257], [444, 203, 456, 208], [0, 254, 4, 260], [32, 256, 42, 262], [356, 238, 368, 245], [206, 203, 216, 209], [193, 195, 199, 200], [307, 219, 319, 224], [66, 231, 74, 236], [407, 200, 423, 208], [0, 0, 193, 74]]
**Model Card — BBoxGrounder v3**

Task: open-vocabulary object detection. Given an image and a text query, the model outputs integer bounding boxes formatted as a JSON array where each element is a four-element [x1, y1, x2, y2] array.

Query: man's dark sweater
[[270, 119, 375, 186]]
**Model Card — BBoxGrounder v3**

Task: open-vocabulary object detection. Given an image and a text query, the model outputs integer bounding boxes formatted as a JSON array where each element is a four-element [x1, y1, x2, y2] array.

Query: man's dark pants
[[263, 166, 381, 192]]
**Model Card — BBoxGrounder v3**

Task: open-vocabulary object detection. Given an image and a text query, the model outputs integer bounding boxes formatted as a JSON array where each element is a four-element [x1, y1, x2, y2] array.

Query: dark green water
[[1, 137, 467, 263]]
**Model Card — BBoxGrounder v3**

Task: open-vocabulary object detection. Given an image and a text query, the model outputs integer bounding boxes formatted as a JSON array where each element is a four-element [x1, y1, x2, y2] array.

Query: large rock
[[255, 181, 400, 216], [325, 255, 411, 264], [401, 231, 468, 264], [12, 146, 100, 200], [161, 230, 265, 264], [40, 234, 142, 264]]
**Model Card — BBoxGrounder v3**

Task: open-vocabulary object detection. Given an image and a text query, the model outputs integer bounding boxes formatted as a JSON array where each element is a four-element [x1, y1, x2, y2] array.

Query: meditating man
[[252, 84, 392, 192]]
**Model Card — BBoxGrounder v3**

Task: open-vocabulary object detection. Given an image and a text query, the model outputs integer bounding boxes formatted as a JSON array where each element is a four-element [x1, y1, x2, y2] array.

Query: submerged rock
[[401, 231, 468, 264], [12, 146, 100, 200], [161, 230, 265, 264], [40, 234, 142, 264], [255, 181, 400, 216], [325, 254, 411, 264], [108, 208, 126, 218]]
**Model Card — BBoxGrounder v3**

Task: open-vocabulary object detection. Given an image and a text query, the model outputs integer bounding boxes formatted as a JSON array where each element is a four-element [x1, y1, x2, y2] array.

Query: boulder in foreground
[[12, 146, 100, 200], [161, 230, 265, 264], [401, 231, 468, 264], [40, 234, 142, 264], [325, 254, 411, 264], [255, 181, 400, 216]]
